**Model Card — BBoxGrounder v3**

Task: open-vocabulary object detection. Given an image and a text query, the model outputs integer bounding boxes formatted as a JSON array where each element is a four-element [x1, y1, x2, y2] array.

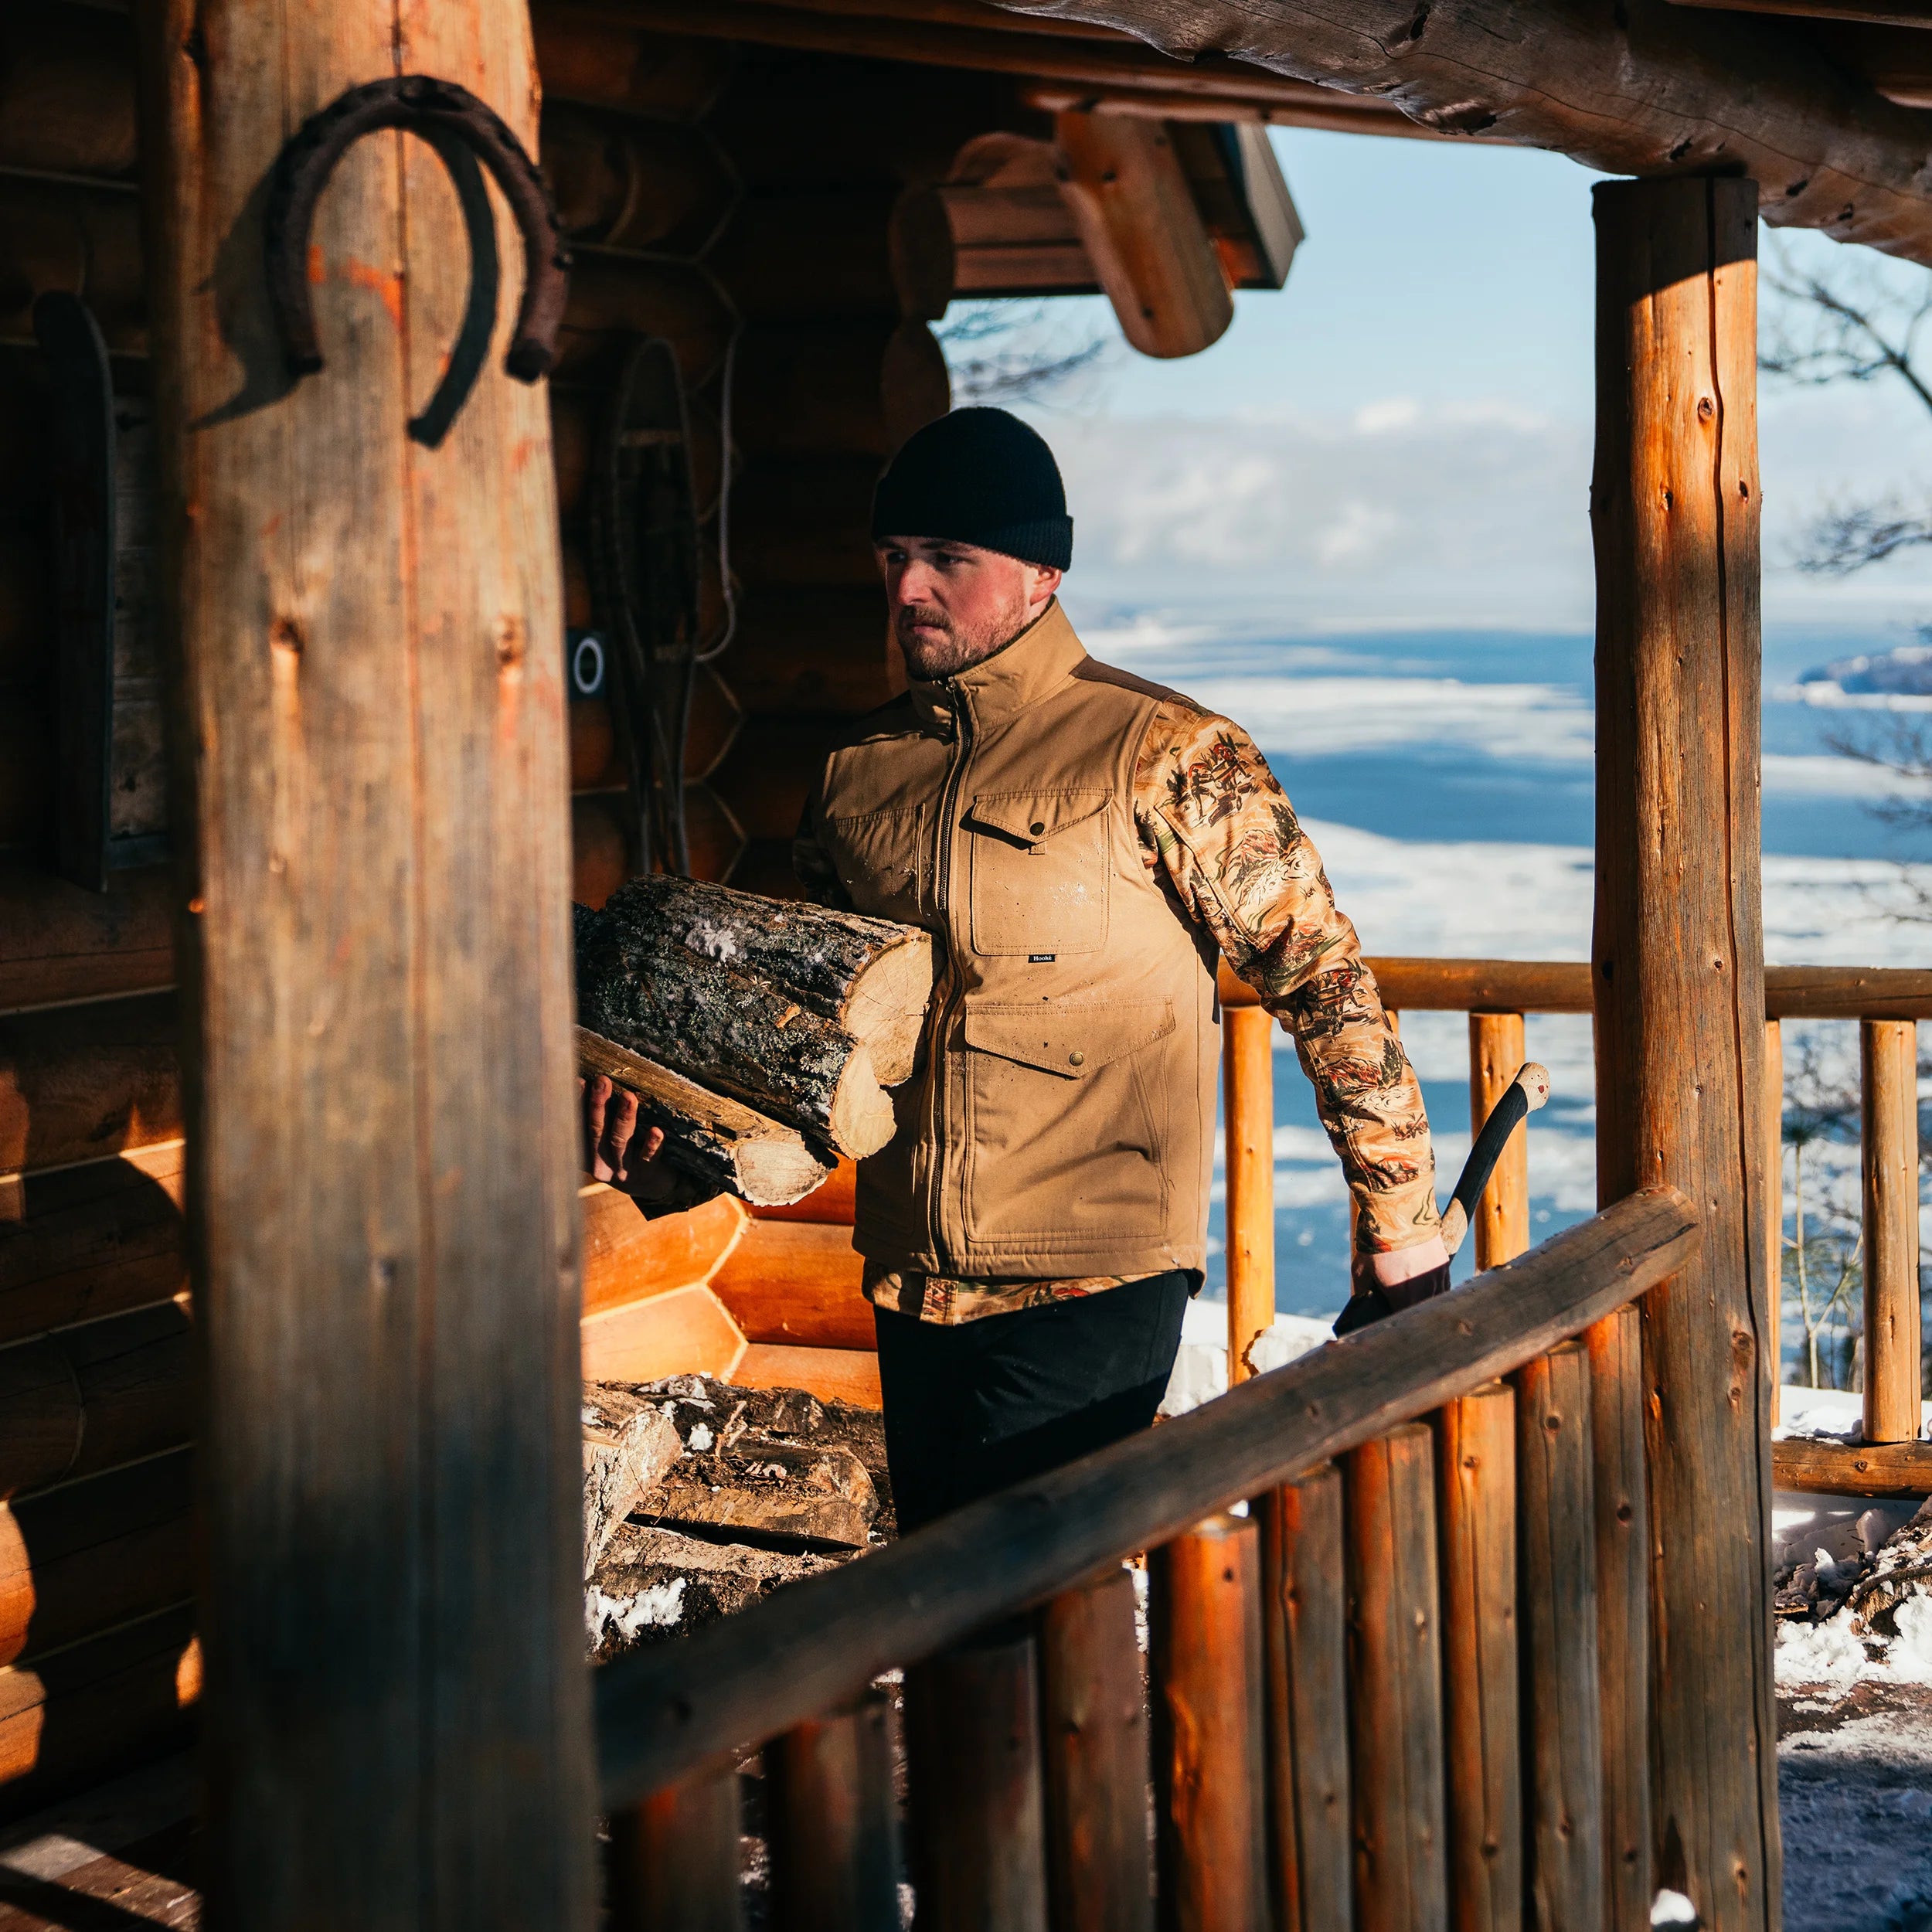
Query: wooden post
[[1038, 1566, 1155, 1932], [1345, 1424, 1448, 1932], [1433, 1384, 1519, 1932], [1513, 1343, 1604, 1932], [765, 1694, 900, 1932], [137, 4, 592, 1924], [1860, 1019, 1922, 1444], [609, 1772, 744, 1932], [1468, 1013, 1531, 1268], [1591, 174, 1777, 1932], [1260, 1466, 1352, 1932], [1225, 1003, 1276, 1382], [1587, 1306, 1651, 1932], [1150, 1512, 1270, 1932], [904, 1633, 1050, 1932], [1765, 1021, 1784, 1424]]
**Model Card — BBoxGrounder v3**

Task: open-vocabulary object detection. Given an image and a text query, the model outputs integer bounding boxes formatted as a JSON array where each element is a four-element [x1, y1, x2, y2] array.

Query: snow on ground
[[1781, 1691, 1932, 1932]]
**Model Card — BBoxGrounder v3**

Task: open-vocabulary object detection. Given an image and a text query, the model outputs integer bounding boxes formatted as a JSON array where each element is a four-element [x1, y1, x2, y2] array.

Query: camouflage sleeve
[[1133, 700, 1440, 1254], [791, 788, 855, 911]]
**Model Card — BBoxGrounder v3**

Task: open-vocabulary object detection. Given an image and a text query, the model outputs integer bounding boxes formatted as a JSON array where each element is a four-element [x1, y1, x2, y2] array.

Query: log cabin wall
[[0, 0, 1047, 1819]]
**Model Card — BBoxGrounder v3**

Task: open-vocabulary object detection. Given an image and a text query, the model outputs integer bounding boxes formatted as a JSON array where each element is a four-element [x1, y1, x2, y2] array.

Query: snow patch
[[586, 1578, 685, 1646], [1651, 1889, 1699, 1928], [686, 1423, 714, 1453]]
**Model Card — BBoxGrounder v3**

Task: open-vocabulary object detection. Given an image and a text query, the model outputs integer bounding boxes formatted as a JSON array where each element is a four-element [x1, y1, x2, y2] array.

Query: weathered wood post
[[1591, 176, 1778, 1932], [137, 5, 592, 1926]]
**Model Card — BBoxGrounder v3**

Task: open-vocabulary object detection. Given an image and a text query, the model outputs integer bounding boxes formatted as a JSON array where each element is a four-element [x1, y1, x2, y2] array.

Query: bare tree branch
[[936, 301, 1114, 407]]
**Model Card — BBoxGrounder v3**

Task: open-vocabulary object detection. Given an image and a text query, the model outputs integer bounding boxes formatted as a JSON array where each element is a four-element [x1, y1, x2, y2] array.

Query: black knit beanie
[[870, 407, 1073, 570]]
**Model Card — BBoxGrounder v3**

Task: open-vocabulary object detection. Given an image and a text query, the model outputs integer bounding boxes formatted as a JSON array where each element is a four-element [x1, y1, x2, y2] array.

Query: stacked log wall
[[0, 4, 1024, 1818]]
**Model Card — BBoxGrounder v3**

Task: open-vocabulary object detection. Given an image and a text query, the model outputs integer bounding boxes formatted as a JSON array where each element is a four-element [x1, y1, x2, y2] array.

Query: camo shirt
[[802, 696, 1440, 1325]]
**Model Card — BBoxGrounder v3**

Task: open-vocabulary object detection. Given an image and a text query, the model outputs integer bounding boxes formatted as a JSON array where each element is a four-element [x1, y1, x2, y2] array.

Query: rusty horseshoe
[[264, 73, 571, 394]]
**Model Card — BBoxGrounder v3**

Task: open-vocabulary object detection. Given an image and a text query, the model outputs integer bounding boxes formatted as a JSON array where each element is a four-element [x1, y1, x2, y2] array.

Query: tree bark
[[577, 1024, 834, 1206], [577, 879, 930, 1155]]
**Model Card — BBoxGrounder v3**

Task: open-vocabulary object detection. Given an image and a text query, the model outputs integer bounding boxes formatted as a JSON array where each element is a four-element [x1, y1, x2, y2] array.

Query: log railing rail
[[596, 1184, 1697, 1927], [1216, 956, 1930, 1488]]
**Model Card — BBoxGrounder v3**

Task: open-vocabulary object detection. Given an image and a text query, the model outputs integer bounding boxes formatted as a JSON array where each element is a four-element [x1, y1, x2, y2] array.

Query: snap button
[[1069, 1049, 1085, 1066], [1029, 820, 1046, 836]]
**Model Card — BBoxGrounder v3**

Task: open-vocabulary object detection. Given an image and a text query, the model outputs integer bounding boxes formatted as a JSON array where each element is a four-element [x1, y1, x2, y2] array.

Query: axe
[[1331, 1060, 1550, 1338]]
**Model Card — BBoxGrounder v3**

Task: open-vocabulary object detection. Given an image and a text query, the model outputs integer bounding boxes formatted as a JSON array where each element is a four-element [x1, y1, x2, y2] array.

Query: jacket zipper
[[926, 682, 972, 1260]]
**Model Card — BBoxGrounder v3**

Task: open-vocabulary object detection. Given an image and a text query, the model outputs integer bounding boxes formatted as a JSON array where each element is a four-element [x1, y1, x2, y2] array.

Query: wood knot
[[269, 615, 304, 656], [1697, 396, 1715, 423], [495, 616, 527, 666]]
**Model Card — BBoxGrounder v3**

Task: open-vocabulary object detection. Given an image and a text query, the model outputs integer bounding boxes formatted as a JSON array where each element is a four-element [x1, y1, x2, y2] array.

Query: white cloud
[[1045, 406, 1594, 627]]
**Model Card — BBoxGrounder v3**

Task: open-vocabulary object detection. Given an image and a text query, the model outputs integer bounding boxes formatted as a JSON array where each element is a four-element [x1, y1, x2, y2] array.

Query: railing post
[[1039, 1566, 1154, 1932], [1587, 1305, 1651, 1932], [1433, 1384, 1520, 1932], [1468, 1013, 1531, 1267], [1514, 1342, 1605, 1932], [608, 1770, 745, 1932], [1150, 1512, 1270, 1932], [905, 1631, 1050, 1932], [1261, 1466, 1353, 1932], [765, 1694, 900, 1932], [1225, 1003, 1276, 1381], [1860, 1019, 1922, 1444], [1345, 1423, 1448, 1932], [1591, 174, 1777, 1932], [1765, 1019, 1784, 1425]]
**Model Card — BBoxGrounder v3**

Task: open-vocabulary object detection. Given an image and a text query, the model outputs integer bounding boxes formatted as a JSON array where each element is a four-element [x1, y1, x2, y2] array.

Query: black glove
[[1331, 1260, 1451, 1338]]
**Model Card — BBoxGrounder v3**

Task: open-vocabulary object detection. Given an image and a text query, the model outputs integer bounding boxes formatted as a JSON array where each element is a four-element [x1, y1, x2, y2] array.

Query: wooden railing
[[1220, 957, 1932, 1490], [594, 1187, 1698, 1929]]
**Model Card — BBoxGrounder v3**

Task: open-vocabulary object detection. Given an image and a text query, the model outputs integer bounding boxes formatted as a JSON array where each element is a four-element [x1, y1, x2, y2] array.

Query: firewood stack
[[574, 876, 934, 1207]]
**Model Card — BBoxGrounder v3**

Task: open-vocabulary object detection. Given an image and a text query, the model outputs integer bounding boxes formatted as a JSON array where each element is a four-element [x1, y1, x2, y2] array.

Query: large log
[[710, 1216, 872, 1349], [0, 1296, 193, 1502], [1592, 178, 1777, 1932], [140, 2, 595, 1926], [1770, 1437, 1932, 1498], [0, 1448, 192, 1668], [0, 992, 182, 1176], [577, 1026, 835, 1206], [578, 878, 930, 1151], [993, 0, 1932, 270], [0, 1603, 198, 1824], [0, 1140, 187, 1345]]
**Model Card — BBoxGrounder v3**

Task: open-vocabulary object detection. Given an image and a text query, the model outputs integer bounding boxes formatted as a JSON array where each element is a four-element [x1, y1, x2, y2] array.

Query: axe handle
[[1438, 1063, 1549, 1257]]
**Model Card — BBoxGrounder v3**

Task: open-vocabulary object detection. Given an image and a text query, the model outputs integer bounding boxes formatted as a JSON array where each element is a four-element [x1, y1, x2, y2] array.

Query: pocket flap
[[967, 789, 1111, 849], [963, 999, 1175, 1078]]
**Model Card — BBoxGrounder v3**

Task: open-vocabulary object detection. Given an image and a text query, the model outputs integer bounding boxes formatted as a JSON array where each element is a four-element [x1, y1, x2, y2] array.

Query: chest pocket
[[966, 789, 1111, 957], [820, 804, 929, 927]]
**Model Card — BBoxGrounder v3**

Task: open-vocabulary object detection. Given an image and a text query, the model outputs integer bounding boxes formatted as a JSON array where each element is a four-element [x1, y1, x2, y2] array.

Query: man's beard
[[894, 594, 1032, 680]]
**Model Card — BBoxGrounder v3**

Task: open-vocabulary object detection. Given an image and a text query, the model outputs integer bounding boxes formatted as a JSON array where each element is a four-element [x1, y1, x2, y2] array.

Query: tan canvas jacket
[[795, 600, 1438, 1305]]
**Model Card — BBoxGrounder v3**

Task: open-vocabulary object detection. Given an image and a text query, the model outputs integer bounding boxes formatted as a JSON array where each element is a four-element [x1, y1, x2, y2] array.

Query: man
[[583, 406, 1447, 1533]]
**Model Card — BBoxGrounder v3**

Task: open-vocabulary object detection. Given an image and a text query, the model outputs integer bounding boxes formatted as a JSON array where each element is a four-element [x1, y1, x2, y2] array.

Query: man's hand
[[580, 1074, 679, 1206]]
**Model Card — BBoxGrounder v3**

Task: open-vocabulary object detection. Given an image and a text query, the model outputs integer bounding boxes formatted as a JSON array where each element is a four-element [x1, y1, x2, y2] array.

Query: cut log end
[[829, 1042, 897, 1161], [839, 935, 934, 1087]]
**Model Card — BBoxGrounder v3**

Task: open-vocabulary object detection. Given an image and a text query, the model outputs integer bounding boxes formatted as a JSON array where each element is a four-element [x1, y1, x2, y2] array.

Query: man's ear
[[1028, 564, 1063, 610]]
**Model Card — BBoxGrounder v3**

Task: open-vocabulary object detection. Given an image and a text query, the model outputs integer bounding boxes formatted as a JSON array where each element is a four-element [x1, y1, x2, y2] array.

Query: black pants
[[873, 1270, 1192, 1536]]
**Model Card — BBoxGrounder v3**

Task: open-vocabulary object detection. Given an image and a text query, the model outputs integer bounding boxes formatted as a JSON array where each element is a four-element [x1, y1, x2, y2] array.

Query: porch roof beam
[[990, 0, 1932, 267]]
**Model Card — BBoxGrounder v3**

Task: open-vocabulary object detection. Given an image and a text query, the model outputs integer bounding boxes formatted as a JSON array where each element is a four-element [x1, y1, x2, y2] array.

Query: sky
[[980, 126, 1932, 643]]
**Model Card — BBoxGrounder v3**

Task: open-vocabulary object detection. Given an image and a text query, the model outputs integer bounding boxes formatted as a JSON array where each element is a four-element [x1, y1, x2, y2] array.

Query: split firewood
[[576, 1025, 832, 1209], [581, 1383, 683, 1579], [576, 883, 930, 1159]]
